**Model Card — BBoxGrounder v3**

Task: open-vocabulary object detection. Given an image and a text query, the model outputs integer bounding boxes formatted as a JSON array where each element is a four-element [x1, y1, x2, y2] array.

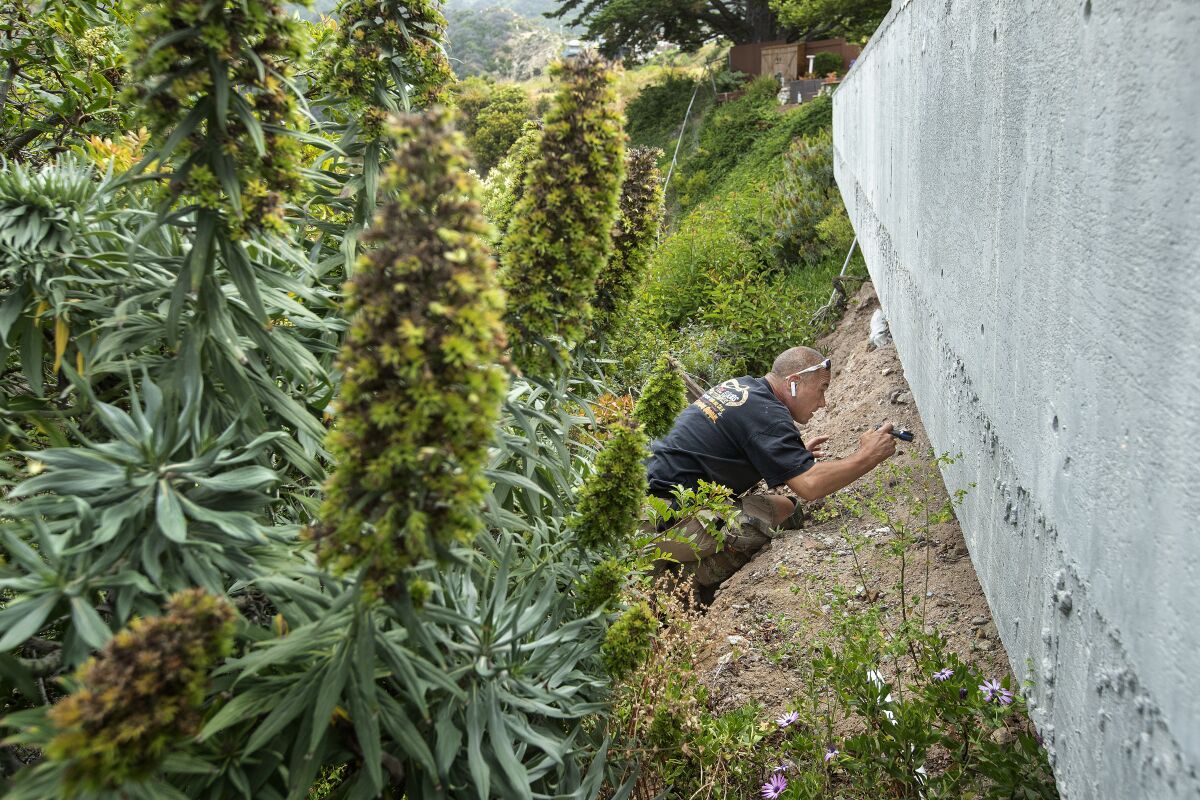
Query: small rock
[[976, 640, 994, 652], [990, 727, 1017, 746], [727, 635, 748, 647], [982, 622, 999, 640], [882, 368, 893, 376], [935, 599, 951, 608], [970, 616, 988, 627]]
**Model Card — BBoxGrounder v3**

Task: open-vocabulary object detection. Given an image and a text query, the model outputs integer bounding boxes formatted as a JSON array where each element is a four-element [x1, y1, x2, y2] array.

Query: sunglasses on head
[[794, 358, 832, 376]]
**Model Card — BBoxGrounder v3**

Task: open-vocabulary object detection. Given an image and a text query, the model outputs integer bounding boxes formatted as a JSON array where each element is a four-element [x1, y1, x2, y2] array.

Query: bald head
[[770, 346, 826, 379]]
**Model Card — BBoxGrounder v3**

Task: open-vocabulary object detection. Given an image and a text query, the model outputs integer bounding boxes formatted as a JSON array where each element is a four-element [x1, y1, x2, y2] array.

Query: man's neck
[[764, 373, 788, 405]]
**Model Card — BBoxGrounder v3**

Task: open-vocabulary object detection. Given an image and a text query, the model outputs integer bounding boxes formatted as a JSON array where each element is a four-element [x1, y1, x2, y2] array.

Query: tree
[[770, 0, 891, 43], [550, 0, 788, 57]]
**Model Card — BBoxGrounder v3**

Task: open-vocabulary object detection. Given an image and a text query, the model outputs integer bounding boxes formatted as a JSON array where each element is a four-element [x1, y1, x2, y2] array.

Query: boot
[[694, 512, 772, 589]]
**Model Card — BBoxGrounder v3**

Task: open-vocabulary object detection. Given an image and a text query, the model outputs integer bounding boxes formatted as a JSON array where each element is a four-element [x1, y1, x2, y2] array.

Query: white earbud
[[790, 382, 797, 397]]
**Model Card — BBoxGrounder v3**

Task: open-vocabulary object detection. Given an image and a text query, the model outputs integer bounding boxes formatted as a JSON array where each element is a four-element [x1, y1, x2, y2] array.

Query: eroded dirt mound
[[694, 283, 1010, 715]]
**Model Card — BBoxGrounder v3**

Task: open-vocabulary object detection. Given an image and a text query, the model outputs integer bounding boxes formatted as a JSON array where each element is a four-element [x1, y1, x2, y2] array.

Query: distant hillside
[[444, 3, 567, 80]]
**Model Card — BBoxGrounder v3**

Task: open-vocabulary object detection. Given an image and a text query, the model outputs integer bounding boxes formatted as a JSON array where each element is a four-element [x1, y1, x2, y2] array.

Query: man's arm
[[785, 424, 897, 501]]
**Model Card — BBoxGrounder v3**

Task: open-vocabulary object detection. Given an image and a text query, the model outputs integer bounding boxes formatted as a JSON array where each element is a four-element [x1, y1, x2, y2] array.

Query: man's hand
[[807, 435, 829, 459], [857, 422, 897, 467]]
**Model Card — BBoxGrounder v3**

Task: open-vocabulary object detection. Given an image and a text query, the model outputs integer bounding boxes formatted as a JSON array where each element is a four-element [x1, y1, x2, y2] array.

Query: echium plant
[[634, 354, 686, 438], [571, 418, 648, 551], [310, 107, 508, 592], [501, 52, 625, 375], [127, 0, 310, 237], [318, 0, 453, 137], [592, 146, 665, 337], [4, 590, 235, 797]]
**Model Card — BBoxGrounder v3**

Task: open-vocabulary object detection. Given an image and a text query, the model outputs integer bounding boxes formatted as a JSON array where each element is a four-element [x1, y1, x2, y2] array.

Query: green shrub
[[634, 355, 686, 438], [772, 127, 842, 267], [810, 50, 843, 77], [624, 72, 707, 155], [463, 82, 532, 173], [601, 602, 658, 678]]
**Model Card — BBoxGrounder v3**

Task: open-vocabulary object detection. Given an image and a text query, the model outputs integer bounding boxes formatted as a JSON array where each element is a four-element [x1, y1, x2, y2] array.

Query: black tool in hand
[[874, 423, 914, 442]]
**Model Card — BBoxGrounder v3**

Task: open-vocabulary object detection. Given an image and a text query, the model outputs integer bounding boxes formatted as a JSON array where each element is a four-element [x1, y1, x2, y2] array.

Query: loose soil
[[692, 282, 1012, 716]]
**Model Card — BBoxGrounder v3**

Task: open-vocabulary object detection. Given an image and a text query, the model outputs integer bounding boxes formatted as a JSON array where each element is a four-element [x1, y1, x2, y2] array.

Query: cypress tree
[[634, 355, 687, 439], [310, 109, 508, 593], [501, 52, 625, 375], [593, 145, 665, 336]]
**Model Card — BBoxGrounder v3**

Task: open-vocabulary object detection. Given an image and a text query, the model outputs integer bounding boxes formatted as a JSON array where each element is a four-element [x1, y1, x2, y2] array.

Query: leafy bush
[[772, 128, 842, 266], [480, 119, 542, 238], [624, 72, 710, 156], [452, 78, 532, 173], [810, 51, 843, 77]]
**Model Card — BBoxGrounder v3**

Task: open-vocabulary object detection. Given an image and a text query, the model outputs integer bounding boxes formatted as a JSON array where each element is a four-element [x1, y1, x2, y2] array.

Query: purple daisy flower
[[761, 772, 788, 799], [776, 710, 800, 728], [979, 678, 1003, 702], [933, 667, 954, 682], [824, 746, 839, 763], [998, 687, 1015, 705]]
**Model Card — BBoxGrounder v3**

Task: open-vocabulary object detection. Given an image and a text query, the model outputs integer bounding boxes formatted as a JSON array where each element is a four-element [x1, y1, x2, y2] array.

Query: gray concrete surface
[[833, 1, 1200, 797]]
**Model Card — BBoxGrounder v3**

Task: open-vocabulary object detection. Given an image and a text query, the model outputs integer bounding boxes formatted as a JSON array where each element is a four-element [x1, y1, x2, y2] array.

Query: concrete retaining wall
[[833, 1, 1200, 797]]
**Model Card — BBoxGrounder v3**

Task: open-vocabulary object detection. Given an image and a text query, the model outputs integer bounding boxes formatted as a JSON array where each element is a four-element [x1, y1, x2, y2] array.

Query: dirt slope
[[694, 282, 1011, 716]]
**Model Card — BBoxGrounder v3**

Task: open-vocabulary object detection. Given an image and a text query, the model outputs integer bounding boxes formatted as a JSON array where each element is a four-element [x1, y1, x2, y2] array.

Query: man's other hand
[[807, 435, 829, 459], [857, 423, 897, 466]]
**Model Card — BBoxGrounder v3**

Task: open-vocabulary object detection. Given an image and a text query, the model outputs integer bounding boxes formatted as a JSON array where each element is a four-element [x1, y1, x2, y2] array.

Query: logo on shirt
[[695, 378, 750, 423]]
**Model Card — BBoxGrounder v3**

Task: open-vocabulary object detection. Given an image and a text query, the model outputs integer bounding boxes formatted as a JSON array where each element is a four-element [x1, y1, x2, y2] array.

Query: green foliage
[[550, 0, 787, 56], [0, 0, 133, 161], [633, 355, 685, 439], [480, 119, 542, 239], [601, 602, 657, 678], [592, 145, 665, 337], [771, 0, 891, 43], [576, 557, 626, 613], [127, 0, 311, 236], [501, 52, 625, 375], [623, 72, 708, 156], [5, 590, 234, 793], [312, 108, 507, 590], [318, 0, 454, 126], [572, 419, 649, 551], [810, 50, 843, 77], [453, 79, 532, 174], [773, 128, 842, 266]]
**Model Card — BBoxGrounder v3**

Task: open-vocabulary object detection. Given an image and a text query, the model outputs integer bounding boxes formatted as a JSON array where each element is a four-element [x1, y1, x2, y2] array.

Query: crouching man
[[646, 346, 898, 590]]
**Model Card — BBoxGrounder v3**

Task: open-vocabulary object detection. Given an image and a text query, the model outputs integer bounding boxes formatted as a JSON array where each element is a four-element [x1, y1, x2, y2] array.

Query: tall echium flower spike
[[633, 354, 686, 439], [319, 0, 454, 138], [501, 52, 625, 375], [572, 418, 648, 551], [127, 0, 310, 237], [592, 146, 665, 337], [44, 590, 235, 791], [311, 108, 508, 595]]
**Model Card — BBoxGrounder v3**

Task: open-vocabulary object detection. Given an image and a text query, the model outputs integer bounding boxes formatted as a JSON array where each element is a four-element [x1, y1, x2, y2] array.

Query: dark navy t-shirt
[[645, 376, 815, 498]]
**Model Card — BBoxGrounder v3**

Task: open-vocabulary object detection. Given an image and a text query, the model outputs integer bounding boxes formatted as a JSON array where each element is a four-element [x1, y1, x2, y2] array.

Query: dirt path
[[693, 283, 1011, 716]]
